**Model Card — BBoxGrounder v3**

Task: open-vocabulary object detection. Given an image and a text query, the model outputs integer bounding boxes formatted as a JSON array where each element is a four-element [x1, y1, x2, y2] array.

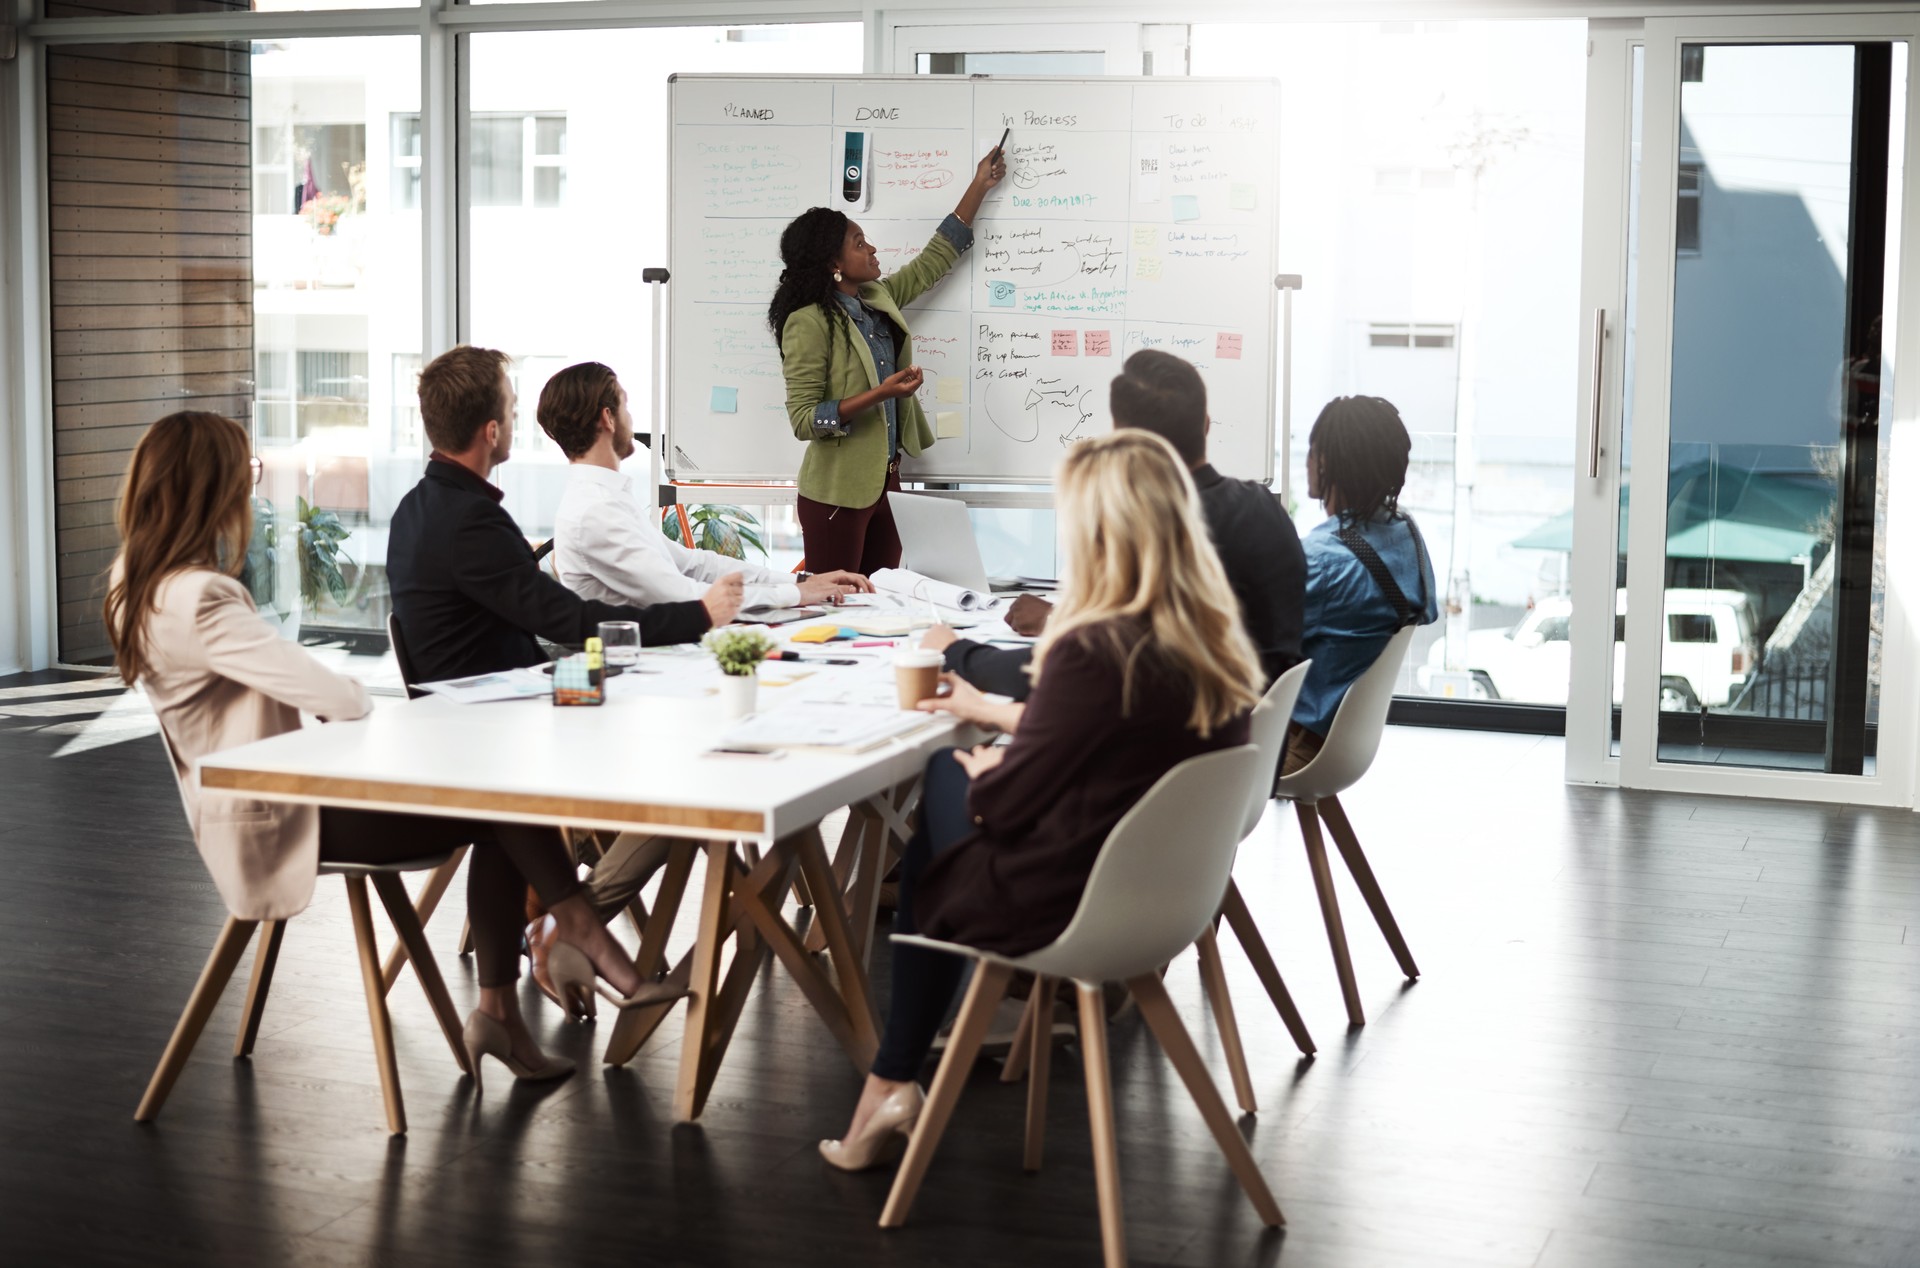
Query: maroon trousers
[[798, 467, 903, 575]]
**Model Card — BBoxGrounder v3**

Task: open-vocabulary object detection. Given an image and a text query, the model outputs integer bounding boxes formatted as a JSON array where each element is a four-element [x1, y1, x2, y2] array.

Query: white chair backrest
[[1274, 625, 1415, 805], [1242, 660, 1312, 840], [1015, 746, 1266, 985]]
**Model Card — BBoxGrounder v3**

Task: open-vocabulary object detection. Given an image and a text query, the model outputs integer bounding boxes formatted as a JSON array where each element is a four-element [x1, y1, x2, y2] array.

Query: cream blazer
[[136, 567, 371, 920]]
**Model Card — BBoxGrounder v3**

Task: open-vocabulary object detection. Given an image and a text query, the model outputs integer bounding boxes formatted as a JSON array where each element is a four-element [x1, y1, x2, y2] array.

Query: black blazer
[[387, 458, 710, 685], [943, 463, 1306, 699]]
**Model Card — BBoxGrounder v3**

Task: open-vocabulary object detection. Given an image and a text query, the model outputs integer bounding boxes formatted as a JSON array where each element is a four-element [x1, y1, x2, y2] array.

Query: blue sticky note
[[1172, 195, 1201, 223], [710, 386, 738, 413], [988, 280, 1016, 308]]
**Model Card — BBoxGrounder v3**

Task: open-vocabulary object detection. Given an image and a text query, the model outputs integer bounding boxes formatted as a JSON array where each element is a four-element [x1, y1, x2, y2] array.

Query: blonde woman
[[106, 412, 656, 1093], [820, 429, 1263, 1169]]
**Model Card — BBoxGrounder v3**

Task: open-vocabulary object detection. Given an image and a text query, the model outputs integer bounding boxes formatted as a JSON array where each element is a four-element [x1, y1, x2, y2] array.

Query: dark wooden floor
[[3, 668, 1918, 1268]]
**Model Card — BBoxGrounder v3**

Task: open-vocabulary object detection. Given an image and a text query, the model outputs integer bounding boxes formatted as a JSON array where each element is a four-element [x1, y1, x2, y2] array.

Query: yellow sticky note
[[791, 624, 840, 644], [936, 410, 965, 439], [1135, 255, 1163, 281], [936, 377, 965, 404], [1132, 225, 1158, 250]]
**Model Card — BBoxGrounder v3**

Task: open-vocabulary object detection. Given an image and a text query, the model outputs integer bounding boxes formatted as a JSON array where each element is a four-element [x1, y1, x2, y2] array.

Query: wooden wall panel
[[47, 39, 252, 664]]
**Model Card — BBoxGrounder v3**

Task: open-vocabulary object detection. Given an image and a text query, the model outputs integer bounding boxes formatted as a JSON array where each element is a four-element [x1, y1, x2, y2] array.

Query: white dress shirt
[[552, 463, 802, 612]]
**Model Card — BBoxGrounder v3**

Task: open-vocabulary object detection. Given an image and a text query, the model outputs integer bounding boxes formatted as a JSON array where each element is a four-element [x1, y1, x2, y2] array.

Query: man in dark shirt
[[927, 349, 1305, 698], [387, 345, 738, 686]]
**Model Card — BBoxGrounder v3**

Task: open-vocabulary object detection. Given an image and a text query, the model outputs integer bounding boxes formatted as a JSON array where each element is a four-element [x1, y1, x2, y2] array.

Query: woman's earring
[[833, 269, 843, 283]]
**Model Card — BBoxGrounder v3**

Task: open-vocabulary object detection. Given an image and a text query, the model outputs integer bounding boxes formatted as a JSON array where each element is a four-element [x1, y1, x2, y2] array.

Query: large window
[[1194, 20, 1590, 709], [465, 23, 862, 562]]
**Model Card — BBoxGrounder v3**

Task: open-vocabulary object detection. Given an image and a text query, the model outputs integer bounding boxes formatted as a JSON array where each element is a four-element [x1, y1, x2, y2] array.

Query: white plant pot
[[719, 672, 758, 719]]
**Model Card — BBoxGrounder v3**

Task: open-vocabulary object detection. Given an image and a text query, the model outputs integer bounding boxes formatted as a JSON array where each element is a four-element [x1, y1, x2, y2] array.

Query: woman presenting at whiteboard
[[770, 143, 1005, 574]]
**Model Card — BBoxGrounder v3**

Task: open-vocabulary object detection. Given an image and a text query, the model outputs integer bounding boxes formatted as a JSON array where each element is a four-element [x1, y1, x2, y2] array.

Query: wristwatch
[[795, 571, 813, 583]]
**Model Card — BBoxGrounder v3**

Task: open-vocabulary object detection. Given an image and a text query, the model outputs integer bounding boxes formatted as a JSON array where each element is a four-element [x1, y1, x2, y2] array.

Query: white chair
[[879, 746, 1283, 1268], [135, 851, 472, 1136], [1203, 660, 1318, 1108], [1275, 625, 1420, 1027]]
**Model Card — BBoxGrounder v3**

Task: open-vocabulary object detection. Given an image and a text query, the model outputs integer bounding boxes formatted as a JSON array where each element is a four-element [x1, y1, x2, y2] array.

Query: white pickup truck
[[1416, 588, 1759, 709]]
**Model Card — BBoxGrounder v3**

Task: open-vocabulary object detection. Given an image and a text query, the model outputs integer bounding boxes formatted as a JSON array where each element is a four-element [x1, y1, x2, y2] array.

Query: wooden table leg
[[795, 829, 881, 1055], [803, 810, 866, 955], [735, 835, 878, 1071], [371, 872, 472, 1076], [345, 876, 407, 1136], [379, 846, 465, 995], [673, 841, 738, 1121], [603, 841, 695, 1067]]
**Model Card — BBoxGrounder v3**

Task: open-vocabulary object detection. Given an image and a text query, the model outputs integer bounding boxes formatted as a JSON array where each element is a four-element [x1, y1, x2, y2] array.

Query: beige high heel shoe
[[548, 940, 692, 1011], [462, 1010, 575, 1095], [819, 1084, 925, 1171]]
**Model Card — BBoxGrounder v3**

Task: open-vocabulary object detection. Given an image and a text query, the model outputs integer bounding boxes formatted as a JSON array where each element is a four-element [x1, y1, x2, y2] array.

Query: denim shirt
[[811, 213, 975, 451], [1293, 510, 1439, 736]]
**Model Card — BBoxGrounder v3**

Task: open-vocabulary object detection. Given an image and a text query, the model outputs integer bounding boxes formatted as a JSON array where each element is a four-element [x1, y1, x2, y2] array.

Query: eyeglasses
[[249, 456, 263, 487]]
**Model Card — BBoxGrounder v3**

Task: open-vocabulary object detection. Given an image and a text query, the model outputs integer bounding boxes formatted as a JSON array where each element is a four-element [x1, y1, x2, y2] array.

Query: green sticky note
[[1172, 195, 1201, 223], [710, 386, 738, 413], [988, 280, 1016, 308], [1230, 183, 1257, 211]]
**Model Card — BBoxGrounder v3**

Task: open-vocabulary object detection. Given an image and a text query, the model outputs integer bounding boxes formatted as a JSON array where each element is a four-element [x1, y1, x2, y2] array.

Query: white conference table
[[197, 646, 979, 1120]]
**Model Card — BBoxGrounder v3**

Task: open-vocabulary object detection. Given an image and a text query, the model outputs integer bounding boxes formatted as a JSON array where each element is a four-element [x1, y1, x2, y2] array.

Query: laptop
[[887, 492, 995, 594]]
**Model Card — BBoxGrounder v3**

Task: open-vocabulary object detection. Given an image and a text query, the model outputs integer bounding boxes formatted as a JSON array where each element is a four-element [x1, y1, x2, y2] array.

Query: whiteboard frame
[[664, 71, 1280, 488]]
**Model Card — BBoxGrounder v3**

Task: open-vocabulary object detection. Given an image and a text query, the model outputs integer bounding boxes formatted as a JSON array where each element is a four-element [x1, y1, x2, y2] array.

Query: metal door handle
[[1588, 308, 1607, 478]]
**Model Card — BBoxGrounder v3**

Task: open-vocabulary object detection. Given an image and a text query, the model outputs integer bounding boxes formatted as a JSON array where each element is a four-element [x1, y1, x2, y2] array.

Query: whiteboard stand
[[1276, 273, 1302, 510], [643, 266, 669, 513]]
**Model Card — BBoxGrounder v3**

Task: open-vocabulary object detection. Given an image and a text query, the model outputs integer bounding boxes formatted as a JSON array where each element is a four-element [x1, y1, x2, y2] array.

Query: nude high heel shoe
[[819, 1084, 925, 1171], [547, 940, 692, 1011], [462, 1011, 575, 1096]]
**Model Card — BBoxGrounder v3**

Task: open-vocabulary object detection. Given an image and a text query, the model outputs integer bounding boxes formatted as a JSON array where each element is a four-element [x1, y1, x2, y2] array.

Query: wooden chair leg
[[1318, 795, 1420, 980], [1194, 927, 1258, 1114], [880, 961, 1014, 1228], [1219, 881, 1315, 1056], [233, 919, 286, 1058], [345, 877, 407, 1135], [1023, 976, 1056, 1172], [136, 916, 257, 1122], [456, 918, 473, 958], [380, 847, 465, 995], [1297, 800, 1364, 1027], [1127, 972, 1284, 1227], [1076, 982, 1128, 1268], [999, 984, 1042, 1084], [370, 873, 472, 1076]]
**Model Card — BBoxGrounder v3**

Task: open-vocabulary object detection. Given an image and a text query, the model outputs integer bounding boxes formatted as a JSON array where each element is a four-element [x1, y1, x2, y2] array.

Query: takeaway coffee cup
[[894, 649, 944, 710]]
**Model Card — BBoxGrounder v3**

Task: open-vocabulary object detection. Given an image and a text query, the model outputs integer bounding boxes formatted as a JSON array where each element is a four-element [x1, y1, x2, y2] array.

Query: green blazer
[[780, 227, 961, 509]]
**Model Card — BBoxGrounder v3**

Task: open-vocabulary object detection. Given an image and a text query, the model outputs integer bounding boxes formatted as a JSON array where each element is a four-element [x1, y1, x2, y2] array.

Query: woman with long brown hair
[[107, 411, 663, 1090], [819, 429, 1263, 1168]]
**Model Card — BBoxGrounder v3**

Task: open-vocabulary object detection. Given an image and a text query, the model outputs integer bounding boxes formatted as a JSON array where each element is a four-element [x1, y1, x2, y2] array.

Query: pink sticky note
[[1084, 330, 1112, 357], [1051, 330, 1078, 356], [1216, 332, 1243, 360]]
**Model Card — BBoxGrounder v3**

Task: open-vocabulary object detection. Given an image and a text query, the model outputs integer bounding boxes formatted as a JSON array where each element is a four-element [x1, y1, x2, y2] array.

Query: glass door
[[1603, 14, 1920, 805]]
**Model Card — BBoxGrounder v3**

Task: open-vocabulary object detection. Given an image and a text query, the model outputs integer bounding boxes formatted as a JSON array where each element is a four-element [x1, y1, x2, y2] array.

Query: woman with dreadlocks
[[1284, 395, 1439, 775], [770, 143, 1005, 575]]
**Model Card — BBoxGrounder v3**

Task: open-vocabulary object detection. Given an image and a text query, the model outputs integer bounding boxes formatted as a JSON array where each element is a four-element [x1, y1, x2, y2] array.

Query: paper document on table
[[717, 703, 938, 753], [869, 567, 991, 612], [417, 667, 551, 703]]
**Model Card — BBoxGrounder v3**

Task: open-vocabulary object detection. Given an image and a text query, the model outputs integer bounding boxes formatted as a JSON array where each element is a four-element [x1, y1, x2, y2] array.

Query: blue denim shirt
[[811, 213, 974, 451], [1293, 510, 1439, 736]]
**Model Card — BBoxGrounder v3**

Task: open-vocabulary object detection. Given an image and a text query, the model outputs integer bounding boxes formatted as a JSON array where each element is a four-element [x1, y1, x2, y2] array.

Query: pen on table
[[849, 640, 895, 649], [768, 651, 859, 665]]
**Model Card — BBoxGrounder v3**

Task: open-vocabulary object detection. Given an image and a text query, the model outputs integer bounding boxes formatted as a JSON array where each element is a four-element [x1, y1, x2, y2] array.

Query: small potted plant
[[703, 628, 777, 718]]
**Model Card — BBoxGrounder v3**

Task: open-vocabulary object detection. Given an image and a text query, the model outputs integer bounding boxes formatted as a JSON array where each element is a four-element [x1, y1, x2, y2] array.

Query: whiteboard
[[667, 74, 1280, 486]]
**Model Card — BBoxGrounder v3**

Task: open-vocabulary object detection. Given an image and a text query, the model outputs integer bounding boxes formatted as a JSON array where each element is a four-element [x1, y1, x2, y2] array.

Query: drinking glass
[[598, 620, 641, 666]]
